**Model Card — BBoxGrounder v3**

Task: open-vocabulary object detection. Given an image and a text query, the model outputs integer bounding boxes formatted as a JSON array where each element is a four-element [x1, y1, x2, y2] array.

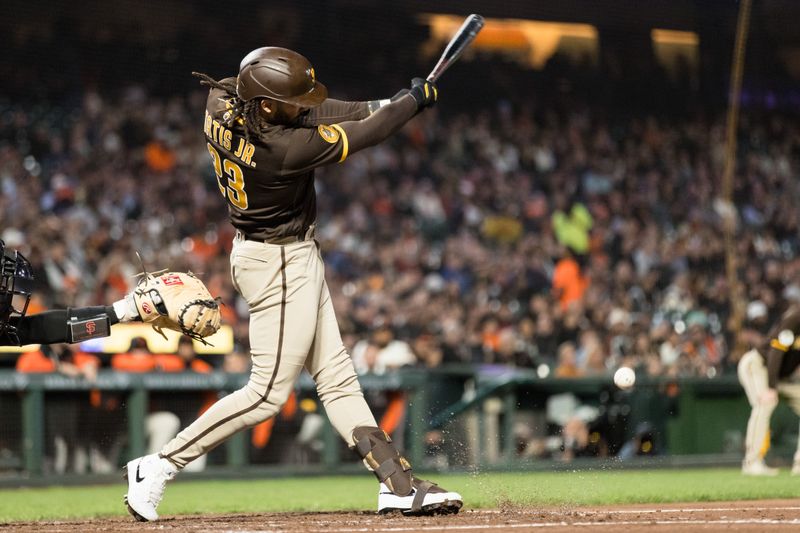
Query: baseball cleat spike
[[379, 499, 463, 516]]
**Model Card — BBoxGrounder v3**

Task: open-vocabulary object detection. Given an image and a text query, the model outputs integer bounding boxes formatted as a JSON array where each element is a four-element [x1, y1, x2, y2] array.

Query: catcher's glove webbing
[[132, 271, 221, 343]]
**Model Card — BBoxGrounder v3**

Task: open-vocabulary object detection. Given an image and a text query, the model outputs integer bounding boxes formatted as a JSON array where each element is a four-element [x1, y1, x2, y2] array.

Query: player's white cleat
[[123, 454, 178, 521], [741, 459, 779, 476], [378, 479, 463, 516]]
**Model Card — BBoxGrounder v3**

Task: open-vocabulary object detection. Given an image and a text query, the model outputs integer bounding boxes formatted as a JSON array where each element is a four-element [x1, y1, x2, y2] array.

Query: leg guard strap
[[411, 479, 435, 512], [352, 426, 413, 496], [374, 457, 406, 483]]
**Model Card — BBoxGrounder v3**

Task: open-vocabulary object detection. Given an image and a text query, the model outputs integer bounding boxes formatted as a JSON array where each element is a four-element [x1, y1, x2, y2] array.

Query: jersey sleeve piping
[[331, 124, 349, 162]]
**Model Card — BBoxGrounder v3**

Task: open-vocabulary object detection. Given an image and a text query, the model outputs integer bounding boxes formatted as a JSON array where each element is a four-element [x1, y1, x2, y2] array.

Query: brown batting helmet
[[236, 47, 327, 107]]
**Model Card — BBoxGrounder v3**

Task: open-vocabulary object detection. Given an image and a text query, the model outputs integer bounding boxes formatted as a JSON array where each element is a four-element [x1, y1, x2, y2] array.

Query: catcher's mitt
[[131, 271, 221, 343]]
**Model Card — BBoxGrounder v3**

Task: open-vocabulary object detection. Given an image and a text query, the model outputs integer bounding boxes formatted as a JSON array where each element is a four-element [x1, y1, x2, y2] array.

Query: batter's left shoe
[[123, 453, 178, 521], [378, 478, 463, 516]]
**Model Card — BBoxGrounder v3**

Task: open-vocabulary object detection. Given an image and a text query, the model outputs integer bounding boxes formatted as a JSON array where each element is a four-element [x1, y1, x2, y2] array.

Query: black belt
[[240, 232, 306, 245]]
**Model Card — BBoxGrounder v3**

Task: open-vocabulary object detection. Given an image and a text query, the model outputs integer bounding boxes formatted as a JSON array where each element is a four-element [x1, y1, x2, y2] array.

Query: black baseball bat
[[426, 14, 485, 83]]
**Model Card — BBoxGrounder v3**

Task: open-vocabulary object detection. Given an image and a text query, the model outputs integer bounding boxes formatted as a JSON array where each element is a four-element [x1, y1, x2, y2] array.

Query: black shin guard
[[352, 426, 413, 496]]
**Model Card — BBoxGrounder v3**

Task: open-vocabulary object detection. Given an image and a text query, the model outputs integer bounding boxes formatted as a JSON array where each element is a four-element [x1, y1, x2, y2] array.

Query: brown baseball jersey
[[763, 305, 800, 388], [203, 80, 415, 241]]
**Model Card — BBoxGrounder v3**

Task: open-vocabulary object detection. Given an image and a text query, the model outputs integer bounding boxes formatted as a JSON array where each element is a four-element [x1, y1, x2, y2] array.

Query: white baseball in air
[[614, 366, 636, 390], [778, 329, 795, 347]]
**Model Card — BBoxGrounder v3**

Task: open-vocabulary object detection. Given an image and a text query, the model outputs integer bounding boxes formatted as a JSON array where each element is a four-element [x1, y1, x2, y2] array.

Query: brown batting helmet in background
[[236, 47, 328, 107]]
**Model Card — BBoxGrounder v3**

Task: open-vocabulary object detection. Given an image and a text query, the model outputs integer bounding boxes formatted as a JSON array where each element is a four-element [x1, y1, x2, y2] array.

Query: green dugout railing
[[0, 370, 428, 476], [0, 367, 793, 476]]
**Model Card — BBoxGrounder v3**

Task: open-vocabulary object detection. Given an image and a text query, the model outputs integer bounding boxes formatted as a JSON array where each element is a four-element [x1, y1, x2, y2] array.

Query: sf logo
[[86, 321, 96, 335]]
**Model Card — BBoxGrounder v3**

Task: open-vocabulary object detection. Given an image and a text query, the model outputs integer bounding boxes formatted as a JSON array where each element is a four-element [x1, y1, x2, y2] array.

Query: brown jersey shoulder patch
[[317, 124, 340, 144]]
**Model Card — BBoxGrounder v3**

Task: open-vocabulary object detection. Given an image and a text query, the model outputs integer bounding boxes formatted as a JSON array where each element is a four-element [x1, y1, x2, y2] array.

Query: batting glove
[[409, 78, 438, 111]]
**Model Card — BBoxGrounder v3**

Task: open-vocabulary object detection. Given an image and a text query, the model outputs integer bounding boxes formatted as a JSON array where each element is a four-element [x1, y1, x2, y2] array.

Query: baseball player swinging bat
[[427, 14, 485, 83], [125, 42, 466, 521]]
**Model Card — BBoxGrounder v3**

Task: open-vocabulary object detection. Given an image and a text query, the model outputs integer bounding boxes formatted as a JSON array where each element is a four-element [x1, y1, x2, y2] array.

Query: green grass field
[[0, 468, 797, 523]]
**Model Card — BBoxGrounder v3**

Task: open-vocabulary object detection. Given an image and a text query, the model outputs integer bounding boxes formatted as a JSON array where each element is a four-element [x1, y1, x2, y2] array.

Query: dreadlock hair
[[192, 72, 264, 141]]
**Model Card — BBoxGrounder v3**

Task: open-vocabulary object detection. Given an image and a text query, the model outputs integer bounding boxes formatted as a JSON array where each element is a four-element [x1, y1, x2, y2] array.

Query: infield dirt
[[3, 499, 799, 532]]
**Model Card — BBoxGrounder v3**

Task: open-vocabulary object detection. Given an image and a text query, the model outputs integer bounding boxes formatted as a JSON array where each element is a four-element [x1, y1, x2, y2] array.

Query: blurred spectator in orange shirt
[[16, 348, 56, 373], [148, 336, 212, 373], [552, 248, 589, 311], [111, 336, 156, 372], [16, 343, 99, 377], [144, 139, 176, 172], [176, 336, 213, 373]]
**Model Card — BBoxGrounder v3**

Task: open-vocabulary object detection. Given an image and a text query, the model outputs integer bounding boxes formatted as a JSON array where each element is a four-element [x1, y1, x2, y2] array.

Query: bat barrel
[[426, 14, 485, 82]]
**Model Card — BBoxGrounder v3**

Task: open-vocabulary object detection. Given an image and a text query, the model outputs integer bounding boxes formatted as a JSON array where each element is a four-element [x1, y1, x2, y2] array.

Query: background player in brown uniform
[[125, 47, 462, 521], [738, 305, 800, 475]]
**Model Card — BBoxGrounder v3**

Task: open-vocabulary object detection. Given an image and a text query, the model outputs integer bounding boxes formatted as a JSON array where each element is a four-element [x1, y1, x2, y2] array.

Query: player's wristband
[[367, 98, 392, 114], [67, 314, 111, 343]]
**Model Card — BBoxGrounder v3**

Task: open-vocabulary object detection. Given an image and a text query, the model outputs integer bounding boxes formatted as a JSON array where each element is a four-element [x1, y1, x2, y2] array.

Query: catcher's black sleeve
[[11, 306, 119, 346]]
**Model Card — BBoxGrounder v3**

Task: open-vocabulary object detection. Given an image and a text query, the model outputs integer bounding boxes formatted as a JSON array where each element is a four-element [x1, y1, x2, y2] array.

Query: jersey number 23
[[207, 143, 248, 210]]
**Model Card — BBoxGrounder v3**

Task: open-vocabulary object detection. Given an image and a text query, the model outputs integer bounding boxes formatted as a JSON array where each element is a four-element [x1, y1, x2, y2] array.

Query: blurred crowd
[[2, 81, 800, 382]]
